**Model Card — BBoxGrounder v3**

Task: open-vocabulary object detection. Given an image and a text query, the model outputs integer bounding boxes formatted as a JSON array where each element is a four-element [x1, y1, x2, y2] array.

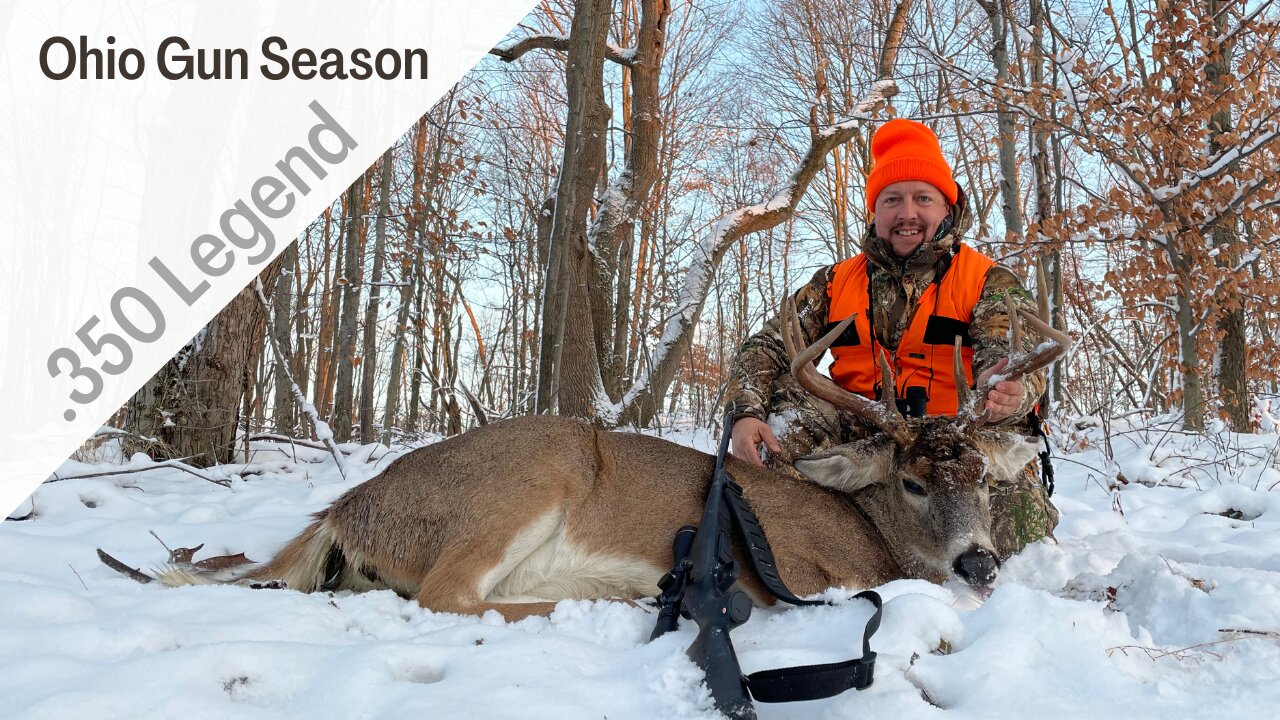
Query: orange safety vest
[[826, 243, 995, 416]]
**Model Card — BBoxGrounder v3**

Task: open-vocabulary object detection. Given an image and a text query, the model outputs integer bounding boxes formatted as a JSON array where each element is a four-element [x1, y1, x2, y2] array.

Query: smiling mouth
[[893, 227, 924, 238]]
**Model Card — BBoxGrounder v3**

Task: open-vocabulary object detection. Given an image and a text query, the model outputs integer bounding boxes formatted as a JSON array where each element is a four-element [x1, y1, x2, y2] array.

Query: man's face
[[873, 180, 950, 258]]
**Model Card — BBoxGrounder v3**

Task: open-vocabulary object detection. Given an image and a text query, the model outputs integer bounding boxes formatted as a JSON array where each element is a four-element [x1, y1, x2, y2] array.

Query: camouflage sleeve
[[724, 267, 835, 422], [969, 265, 1048, 428]]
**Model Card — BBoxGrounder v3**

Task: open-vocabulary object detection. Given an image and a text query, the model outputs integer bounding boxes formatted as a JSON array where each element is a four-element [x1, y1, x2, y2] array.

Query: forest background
[[116, 0, 1280, 465]]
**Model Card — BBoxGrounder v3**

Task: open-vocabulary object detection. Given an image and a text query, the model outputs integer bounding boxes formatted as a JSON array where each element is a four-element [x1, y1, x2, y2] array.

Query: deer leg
[[414, 508, 567, 621], [415, 590, 563, 622]]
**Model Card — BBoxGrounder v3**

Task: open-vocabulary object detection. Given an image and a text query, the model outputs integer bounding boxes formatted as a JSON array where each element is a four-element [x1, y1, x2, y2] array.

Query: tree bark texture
[[978, 0, 1025, 242], [535, 0, 613, 418], [128, 256, 286, 466], [271, 242, 298, 436], [331, 178, 366, 442], [360, 148, 394, 440], [589, 0, 671, 402], [1207, 0, 1249, 431]]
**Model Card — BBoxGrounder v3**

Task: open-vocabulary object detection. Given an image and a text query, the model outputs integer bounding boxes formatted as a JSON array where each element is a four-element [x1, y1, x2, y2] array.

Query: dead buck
[[159, 298, 1069, 620]]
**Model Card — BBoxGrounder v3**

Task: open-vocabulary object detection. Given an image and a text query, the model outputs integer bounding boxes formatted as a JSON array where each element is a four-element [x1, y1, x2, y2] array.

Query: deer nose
[[952, 545, 999, 588]]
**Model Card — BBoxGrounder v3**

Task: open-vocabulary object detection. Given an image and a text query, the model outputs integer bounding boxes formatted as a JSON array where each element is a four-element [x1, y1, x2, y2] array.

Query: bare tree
[[359, 148, 395, 441], [331, 177, 366, 442], [127, 258, 286, 466], [271, 243, 298, 435]]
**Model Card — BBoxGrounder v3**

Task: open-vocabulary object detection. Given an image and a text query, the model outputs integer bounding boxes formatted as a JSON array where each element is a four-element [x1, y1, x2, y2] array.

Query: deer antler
[[963, 295, 1072, 432], [781, 297, 911, 444]]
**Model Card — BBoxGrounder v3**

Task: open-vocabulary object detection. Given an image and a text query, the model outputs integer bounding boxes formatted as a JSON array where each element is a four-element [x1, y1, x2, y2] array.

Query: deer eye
[[902, 479, 927, 496]]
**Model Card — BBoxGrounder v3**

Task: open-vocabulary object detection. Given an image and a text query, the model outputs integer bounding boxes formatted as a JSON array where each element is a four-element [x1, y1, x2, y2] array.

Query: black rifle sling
[[744, 604, 880, 703], [1026, 409, 1056, 497], [721, 478, 821, 607], [720, 472, 884, 702]]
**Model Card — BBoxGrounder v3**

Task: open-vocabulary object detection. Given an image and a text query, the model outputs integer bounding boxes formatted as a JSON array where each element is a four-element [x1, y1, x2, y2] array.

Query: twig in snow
[[1218, 628, 1280, 639], [96, 548, 154, 584], [44, 460, 231, 487], [69, 564, 88, 590], [1106, 636, 1255, 661], [149, 530, 173, 554]]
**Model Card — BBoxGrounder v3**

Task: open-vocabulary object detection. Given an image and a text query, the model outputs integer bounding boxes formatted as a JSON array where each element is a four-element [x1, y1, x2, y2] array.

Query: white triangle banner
[[0, 0, 541, 516]]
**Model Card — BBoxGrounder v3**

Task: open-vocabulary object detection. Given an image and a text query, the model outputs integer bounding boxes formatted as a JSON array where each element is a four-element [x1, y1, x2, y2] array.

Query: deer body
[[244, 416, 903, 620], [158, 297, 1066, 621]]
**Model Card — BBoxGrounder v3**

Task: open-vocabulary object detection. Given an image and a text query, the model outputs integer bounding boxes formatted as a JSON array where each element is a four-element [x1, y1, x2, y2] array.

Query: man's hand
[[730, 417, 781, 466], [975, 358, 1026, 423]]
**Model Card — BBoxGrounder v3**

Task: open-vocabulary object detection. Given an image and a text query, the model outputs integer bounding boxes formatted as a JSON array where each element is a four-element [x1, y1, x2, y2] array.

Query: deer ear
[[794, 438, 894, 493], [974, 432, 1041, 482]]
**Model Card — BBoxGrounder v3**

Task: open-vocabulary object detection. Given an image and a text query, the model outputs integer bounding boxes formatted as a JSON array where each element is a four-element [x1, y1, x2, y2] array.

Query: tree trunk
[[383, 118, 430, 442], [291, 227, 317, 431], [535, 0, 613, 418], [360, 148, 394, 441], [978, 0, 1025, 242], [331, 178, 365, 442], [1207, 0, 1248, 431], [128, 258, 286, 466], [1170, 238, 1204, 430], [589, 0, 671, 403], [1028, 0, 1062, 411], [271, 242, 298, 435], [313, 209, 339, 418]]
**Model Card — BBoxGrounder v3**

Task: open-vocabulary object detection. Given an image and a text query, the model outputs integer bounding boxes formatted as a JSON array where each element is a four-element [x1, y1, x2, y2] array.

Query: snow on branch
[[1152, 122, 1280, 203], [253, 279, 350, 480], [490, 34, 637, 66]]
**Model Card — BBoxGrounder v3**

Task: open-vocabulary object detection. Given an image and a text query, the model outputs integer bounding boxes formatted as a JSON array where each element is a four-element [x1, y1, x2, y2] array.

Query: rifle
[[651, 414, 883, 718]]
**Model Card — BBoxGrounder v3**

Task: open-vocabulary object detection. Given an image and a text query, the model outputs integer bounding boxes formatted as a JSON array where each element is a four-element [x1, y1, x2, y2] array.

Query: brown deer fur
[[159, 414, 1040, 621], [157, 299, 1065, 621]]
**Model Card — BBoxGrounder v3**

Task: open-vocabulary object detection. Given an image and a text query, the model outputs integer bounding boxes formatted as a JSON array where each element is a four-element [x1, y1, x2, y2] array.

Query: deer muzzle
[[951, 545, 999, 588]]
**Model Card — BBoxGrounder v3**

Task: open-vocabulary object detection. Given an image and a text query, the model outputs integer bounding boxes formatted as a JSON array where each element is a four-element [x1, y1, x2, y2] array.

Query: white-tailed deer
[[160, 298, 1069, 621]]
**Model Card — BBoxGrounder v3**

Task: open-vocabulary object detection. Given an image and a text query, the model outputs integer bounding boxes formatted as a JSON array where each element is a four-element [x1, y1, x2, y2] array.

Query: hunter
[[725, 118, 1057, 559]]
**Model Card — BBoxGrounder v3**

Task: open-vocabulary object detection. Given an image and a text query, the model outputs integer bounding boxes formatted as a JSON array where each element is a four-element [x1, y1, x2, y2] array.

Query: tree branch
[[491, 34, 637, 66]]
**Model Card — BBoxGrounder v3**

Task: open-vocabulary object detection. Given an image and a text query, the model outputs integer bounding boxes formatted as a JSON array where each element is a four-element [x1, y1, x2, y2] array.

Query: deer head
[[779, 295, 1070, 589]]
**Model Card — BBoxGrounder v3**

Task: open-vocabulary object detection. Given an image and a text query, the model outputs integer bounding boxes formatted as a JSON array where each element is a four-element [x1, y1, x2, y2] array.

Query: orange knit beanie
[[866, 119, 958, 209]]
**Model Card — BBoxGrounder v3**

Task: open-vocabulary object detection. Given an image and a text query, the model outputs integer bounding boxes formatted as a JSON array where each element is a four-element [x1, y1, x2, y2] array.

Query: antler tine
[[781, 298, 910, 443], [953, 335, 972, 412], [781, 296, 835, 370], [1006, 294, 1023, 355], [1000, 308, 1071, 383], [968, 302, 1073, 427], [876, 349, 898, 408]]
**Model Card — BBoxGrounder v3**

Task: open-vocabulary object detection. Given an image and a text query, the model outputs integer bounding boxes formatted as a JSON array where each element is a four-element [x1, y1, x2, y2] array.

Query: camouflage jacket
[[725, 189, 1046, 430]]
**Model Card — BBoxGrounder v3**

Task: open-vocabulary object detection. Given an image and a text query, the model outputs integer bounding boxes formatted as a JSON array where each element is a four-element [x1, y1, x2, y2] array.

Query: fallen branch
[[96, 548, 154, 584], [1218, 628, 1280, 639], [45, 460, 230, 487]]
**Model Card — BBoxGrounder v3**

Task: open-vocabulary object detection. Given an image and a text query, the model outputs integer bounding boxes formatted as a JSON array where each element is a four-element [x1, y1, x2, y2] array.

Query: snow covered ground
[[3, 417, 1279, 719]]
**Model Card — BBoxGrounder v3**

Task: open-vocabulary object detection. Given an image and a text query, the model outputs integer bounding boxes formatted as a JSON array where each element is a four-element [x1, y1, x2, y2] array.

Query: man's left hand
[[975, 358, 1025, 423]]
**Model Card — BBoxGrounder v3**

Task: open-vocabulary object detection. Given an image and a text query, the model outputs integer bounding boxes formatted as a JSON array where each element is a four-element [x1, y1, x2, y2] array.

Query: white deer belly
[[481, 510, 662, 603]]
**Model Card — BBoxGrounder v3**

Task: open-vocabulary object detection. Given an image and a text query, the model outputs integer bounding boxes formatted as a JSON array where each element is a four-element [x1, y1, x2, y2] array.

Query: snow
[[4, 418, 1280, 719]]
